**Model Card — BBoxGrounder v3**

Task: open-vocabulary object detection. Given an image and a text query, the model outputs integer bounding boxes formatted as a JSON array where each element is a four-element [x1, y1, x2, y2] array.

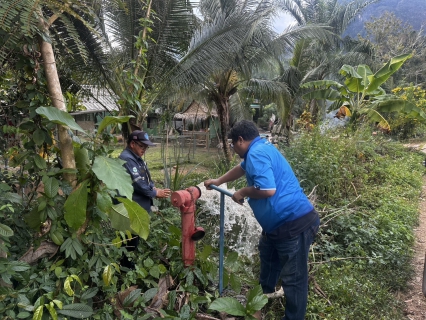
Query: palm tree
[[277, 0, 378, 122], [26, 0, 198, 139], [92, 0, 198, 137], [0, 0, 106, 185], [155, 0, 332, 161]]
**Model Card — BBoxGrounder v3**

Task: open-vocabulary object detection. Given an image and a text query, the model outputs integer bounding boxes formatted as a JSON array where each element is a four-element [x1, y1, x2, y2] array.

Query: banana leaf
[[367, 53, 412, 92]]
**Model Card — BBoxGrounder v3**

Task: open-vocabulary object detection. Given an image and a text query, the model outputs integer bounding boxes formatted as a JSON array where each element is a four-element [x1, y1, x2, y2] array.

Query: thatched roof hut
[[174, 101, 218, 131], [174, 101, 217, 120]]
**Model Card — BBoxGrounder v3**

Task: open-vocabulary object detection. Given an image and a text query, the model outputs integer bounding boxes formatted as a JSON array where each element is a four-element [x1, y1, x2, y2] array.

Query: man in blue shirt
[[204, 120, 319, 320]]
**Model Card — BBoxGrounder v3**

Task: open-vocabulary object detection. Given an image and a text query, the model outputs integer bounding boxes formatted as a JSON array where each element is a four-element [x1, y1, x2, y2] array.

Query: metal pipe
[[209, 184, 234, 198], [208, 184, 236, 295], [219, 192, 225, 296]]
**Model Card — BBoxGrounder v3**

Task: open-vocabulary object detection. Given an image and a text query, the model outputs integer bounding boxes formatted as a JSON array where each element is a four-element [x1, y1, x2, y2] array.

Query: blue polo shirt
[[240, 137, 313, 233]]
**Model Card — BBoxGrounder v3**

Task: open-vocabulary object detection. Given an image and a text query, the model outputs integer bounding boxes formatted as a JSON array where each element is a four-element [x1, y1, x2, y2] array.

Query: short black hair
[[228, 120, 259, 142]]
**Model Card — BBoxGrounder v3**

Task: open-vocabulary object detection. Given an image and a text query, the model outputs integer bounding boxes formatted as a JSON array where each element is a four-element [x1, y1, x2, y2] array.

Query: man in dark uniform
[[119, 130, 171, 211], [118, 130, 170, 267]]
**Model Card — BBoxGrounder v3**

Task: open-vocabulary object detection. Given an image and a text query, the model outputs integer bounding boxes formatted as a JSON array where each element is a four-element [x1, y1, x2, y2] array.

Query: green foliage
[[258, 103, 277, 129], [211, 157, 246, 190], [209, 285, 267, 319], [36, 107, 86, 133], [118, 197, 150, 240], [388, 85, 426, 139], [96, 116, 133, 137], [283, 126, 424, 319], [1, 1, 424, 318], [1, 113, 423, 319], [301, 54, 426, 131], [1, 91, 160, 319], [358, 11, 426, 86], [307, 263, 403, 319], [64, 180, 89, 229], [168, 161, 206, 191], [92, 156, 133, 200]]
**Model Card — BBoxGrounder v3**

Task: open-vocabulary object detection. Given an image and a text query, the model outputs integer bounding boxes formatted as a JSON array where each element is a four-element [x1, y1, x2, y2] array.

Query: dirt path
[[399, 144, 426, 318], [401, 176, 426, 319]]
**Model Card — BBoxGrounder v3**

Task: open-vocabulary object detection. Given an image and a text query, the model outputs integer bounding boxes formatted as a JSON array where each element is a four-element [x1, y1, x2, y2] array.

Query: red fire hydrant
[[171, 186, 205, 266]]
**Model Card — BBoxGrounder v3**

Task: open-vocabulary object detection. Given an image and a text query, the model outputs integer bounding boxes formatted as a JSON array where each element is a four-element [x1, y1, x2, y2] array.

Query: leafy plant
[[389, 85, 426, 139], [209, 285, 268, 319], [283, 126, 424, 319], [301, 54, 426, 131]]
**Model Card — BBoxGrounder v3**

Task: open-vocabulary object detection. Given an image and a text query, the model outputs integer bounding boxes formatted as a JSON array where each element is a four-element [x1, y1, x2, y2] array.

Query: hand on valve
[[156, 188, 171, 198]]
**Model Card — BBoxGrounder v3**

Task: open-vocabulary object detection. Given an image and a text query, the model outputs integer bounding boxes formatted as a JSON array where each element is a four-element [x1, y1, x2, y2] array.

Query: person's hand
[[156, 188, 171, 198], [232, 189, 244, 205], [204, 179, 221, 190]]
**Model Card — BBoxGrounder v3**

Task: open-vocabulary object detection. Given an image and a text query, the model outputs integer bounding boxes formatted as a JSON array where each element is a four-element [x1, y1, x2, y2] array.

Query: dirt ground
[[399, 144, 426, 319]]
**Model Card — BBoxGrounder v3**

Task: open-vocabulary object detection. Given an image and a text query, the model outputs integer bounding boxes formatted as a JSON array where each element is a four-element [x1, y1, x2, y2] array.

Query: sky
[[193, 5, 296, 35], [272, 12, 296, 33]]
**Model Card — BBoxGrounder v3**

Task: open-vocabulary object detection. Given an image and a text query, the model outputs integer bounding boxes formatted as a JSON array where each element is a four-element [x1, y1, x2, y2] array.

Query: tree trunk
[[38, 27, 77, 187], [309, 99, 318, 124], [216, 100, 232, 162]]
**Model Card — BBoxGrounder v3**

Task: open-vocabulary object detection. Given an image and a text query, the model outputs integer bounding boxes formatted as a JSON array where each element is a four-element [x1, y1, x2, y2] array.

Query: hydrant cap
[[187, 186, 202, 200], [191, 227, 205, 241]]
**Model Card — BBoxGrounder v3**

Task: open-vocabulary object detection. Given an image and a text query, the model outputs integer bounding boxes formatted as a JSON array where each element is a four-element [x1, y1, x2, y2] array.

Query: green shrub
[[278, 126, 424, 319]]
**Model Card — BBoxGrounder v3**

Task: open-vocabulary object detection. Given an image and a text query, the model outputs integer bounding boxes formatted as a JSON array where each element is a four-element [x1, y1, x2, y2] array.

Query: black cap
[[128, 130, 155, 146]]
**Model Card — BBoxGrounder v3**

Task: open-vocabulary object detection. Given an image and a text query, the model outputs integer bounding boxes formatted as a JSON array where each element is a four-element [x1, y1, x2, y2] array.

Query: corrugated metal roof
[[70, 85, 119, 115]]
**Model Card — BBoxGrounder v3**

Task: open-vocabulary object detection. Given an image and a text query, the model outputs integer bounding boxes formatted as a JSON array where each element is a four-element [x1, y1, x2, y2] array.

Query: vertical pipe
[[208, 185, 240, 296], [219, 192, 225, 296]]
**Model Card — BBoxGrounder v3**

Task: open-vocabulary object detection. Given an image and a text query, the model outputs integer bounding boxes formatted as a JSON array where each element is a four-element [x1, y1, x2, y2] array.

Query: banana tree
[[301, 53, 426, 130]]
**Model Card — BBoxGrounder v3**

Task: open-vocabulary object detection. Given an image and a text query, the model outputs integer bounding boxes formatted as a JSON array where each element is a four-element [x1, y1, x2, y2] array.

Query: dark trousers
[[258, 218, 319, 320]]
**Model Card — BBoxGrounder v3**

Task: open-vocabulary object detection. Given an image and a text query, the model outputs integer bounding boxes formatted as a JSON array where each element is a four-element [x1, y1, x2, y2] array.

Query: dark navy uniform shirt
[[119, 148, 156, 212]]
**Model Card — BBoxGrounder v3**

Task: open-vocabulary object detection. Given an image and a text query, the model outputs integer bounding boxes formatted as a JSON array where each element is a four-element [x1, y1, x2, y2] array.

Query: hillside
[[344, 0, 426, 37]]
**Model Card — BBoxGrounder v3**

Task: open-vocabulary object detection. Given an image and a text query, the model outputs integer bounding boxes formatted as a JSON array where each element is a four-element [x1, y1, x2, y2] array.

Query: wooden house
[[70, 85, 119, 132]]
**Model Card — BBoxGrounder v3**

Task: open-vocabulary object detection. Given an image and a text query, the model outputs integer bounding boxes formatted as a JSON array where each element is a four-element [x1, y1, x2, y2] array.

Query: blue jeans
[[258, 218, 319, 320]]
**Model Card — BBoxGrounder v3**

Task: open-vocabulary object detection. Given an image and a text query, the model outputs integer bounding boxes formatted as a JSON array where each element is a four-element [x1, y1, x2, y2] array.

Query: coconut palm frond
[[301, 61, 330, 83], [272, 23, 334, 54], [152, 0, 198, 57], [56, 15, 114, 89], [280, 66, 303, 94], [244, 78, 291, 103], [332, 52, 373, 70], [290, 39, 309, 69], [338, 0, 380, 34], [0, 22, 24, 64], [164, 15, 253, 91], [142, 0, 198, 88], [277, 0, 305, 25], [0, 0, 97, 64], [229, 92, 251, 123], [242, 78, 291, 121], [103, 0, 142, 56]]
